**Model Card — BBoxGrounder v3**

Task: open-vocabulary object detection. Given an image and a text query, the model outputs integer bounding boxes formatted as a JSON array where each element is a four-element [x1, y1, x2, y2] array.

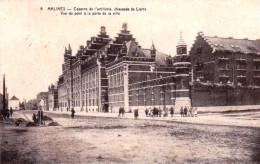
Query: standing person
[[134, 109, 139, 119], [170, 107, 174, 117], [6, 109, 10, 119], [118, 107, 121, 117], [37, 109, 44, 124], [190, 107, 193, 117], [32, 113, 37, 123], [158, 107, 162, 117], [184, 106, 188, 117], [10, 107, 13, 117], [180, 107, 184, 117], [71, 108, 75, 119], [194, 107, 198, 117], [145, 108, 148, 116], [122, 107, 125, 117]]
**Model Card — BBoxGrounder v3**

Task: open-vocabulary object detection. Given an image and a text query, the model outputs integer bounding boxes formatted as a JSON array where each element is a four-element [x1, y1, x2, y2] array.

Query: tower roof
[[68, 44, 72, 50], [151, 41, 156, 51], [177, 31, 186, 47]]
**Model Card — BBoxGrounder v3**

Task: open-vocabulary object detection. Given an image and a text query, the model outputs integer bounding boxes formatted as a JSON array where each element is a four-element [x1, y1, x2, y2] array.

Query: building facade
[[52, 25, 260, 114], [47, 84, 58, 111], [9, 96, 19, 110], [57, 23, 178, 113], [189, 32, 260, 109]]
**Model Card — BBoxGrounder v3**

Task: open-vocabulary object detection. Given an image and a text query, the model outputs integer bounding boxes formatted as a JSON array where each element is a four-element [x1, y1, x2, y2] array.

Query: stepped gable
[[84, 26, 112, 56], [107, 23, 138, 56], [198, 32, 260, 54]]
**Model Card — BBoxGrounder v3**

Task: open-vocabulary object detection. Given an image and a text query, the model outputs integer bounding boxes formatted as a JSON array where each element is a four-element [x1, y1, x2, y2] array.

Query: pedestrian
[[184, 106, 188, 117], [134, 109, 139, 119], [170, 107, 174, 117], [71, 108, 75, 119], [194, 107, 198, 117], [118, 107, 122, 117], [66, 107, 68, 112], [10, 107, 13, 117], [110, 106, 113, 113], [145, 108, 148, 116], [158, 107, 162, 117], [190, 107, 193, 117], [152, 107, 156, 117], [180, 107, 184, 117], [32, 113, 37, 123], [122, 107, 125, 117], [37, 109, 44, 124], [6, 109, 10, 119]]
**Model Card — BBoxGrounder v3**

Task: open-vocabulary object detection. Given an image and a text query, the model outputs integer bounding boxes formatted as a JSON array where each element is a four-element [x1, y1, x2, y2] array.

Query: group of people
[[118, 107, 125, 117], [32, 109, 44, 124], [144, 107, 175, 117], [1, 107, 13, 119], [67, 106, 198, 119], [180, 106, 198, 117]]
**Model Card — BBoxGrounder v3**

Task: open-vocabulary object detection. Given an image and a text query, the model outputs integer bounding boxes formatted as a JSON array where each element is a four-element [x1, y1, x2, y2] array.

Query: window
[[121, 73, 124, 85], [197, 45, 202, 54], [254, 78, 260, 86], [147, 75, 150, 81], [196, 62, 203, 72], [219, 59, 229, 69], [236, 60, 246, 69], [237, 77, 246, 86], [219, 77, 229, 84], [254, 61, 260, 70], [115, 74, 117, 87]]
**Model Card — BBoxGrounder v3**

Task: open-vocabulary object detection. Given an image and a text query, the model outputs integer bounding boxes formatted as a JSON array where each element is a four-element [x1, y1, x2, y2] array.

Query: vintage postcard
[[0, 0, 260, 163]]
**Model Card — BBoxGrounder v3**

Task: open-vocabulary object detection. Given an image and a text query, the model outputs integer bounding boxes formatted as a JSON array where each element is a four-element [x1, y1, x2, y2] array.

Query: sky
[[1, 0, 260, 101]]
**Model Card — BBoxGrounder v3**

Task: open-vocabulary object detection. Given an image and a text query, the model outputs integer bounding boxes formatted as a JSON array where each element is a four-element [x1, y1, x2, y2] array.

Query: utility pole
[[3, 74, 6, 112]]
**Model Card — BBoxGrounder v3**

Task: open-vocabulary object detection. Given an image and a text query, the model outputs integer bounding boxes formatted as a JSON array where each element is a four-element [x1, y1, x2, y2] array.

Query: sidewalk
[[43, 110, 260, 128]]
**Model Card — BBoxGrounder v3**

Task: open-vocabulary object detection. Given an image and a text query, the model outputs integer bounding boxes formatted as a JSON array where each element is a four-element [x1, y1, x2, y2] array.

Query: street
[[1, 110, 260, 163]]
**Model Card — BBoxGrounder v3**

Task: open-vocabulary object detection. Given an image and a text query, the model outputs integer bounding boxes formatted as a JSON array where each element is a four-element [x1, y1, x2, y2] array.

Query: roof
[[177, 32, 186, 47], [199, 32, 260, 54], [142, 49, 170, 66], [125, 40, 145, 57], [10, 95, 19, 101]]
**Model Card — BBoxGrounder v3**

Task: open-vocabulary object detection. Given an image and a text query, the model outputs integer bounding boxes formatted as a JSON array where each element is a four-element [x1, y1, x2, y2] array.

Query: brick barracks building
[[189, 32, 260, 111], [46, 23, 260, 113]]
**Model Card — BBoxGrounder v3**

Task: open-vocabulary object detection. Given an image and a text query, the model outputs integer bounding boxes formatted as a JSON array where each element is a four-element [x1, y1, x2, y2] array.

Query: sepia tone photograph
[[0, 0, 260, 163]]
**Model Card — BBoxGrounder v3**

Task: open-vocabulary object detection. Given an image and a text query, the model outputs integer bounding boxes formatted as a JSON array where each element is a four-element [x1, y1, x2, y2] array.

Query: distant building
[[9, 95, 20, 110], [24, 99, 38, 110], [0, 93, 3, 112], [47, 84, 58, 111], [36, 92, 48, 110], [58, 75, 68, 111]]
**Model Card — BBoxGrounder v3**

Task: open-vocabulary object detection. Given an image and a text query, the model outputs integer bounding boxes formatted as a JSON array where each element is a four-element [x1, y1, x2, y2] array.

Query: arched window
[[147, 75, 150, 81]]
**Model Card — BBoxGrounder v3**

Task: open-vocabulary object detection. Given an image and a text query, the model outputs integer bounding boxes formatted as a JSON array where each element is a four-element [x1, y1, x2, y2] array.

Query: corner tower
[[173, 32, 191, 110]]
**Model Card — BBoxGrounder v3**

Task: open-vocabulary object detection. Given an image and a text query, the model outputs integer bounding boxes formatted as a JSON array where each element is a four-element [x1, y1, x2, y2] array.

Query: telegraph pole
[[3, 74, 6, 116]]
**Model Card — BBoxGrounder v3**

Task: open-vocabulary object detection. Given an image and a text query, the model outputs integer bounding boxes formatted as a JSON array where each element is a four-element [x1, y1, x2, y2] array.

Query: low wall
[[191, 87, 260, 107], [197, 105, 260, 113]]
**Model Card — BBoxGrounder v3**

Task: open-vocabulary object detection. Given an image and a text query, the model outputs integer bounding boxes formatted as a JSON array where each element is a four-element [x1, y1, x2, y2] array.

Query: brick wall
[[191, 86, 260, 107]]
